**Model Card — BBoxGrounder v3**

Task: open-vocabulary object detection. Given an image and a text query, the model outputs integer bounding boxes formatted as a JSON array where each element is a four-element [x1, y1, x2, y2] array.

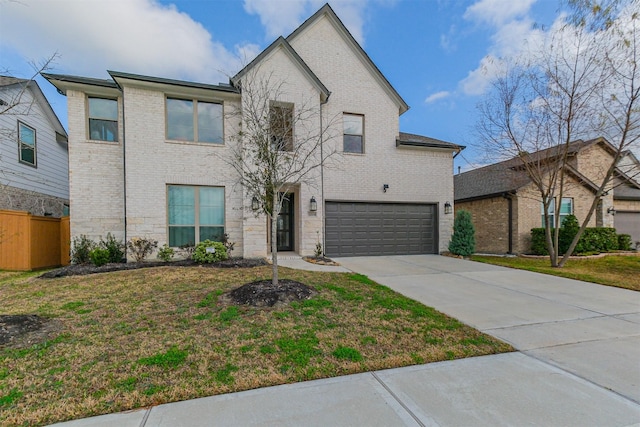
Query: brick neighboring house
[[0, 76, 69, 217], [454, 137, 640, 254], [43, 4, 463, 259]]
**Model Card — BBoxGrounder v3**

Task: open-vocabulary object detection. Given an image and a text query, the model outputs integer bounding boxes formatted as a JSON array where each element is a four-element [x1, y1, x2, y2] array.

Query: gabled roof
[[1, 75, 67, 140], [397, 132, 464, 153], [286, 4, 409, 114], [454, 138, 611, 202], [231, 36, 330, 102]]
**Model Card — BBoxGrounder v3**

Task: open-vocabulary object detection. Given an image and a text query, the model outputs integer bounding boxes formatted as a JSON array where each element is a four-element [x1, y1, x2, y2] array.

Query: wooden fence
[[0, 210, 70, 271]]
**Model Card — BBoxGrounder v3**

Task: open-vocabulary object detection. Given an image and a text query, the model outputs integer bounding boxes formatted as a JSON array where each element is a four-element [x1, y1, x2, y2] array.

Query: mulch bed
[[224, 279, 317, 307], [39, 258, 268, 279], [302, 256, 340, 266]]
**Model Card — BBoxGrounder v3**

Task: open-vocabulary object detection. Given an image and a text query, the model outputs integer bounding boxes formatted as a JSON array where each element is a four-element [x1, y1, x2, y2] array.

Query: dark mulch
[[0, 315, 63, 349], [224, 279, 317, 307], [302, 256, 340, 266], [39, 258, 268, 279]]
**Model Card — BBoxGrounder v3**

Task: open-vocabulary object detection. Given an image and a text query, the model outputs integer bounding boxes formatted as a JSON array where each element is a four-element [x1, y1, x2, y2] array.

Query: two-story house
[[454, 137, 640, 253], [44, 4, 463, 259], [0, 76, 69, 217]]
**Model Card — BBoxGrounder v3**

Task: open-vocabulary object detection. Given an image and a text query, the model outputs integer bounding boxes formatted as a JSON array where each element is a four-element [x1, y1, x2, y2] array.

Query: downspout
[[319, 92, 331, 254], [503, 192, 515, 254], [121, 90, 127, 251]]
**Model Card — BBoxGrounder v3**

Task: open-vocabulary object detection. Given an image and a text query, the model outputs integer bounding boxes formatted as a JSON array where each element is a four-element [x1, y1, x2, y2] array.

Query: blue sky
[[0, 0, 574, 171]]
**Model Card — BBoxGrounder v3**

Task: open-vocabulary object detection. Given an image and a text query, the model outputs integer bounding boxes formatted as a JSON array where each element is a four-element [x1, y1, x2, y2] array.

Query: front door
[[277, 193, 294, 251]]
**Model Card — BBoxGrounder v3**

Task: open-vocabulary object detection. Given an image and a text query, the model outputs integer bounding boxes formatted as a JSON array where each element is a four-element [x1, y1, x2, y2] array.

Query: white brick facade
[[46, 5, 460, 258]]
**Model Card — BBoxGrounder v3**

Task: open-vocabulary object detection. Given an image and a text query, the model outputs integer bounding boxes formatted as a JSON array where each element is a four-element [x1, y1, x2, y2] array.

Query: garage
[[325, 201, 438, 257], [615, 211, 640, 247]]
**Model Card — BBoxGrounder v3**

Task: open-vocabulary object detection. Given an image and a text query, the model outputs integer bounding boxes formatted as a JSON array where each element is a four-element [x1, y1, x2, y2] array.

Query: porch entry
[[277, 193, 294, 251]]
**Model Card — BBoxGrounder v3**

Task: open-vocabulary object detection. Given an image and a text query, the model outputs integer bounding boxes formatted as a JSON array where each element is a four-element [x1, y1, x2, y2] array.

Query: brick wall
[[455, 197, 511, 253]]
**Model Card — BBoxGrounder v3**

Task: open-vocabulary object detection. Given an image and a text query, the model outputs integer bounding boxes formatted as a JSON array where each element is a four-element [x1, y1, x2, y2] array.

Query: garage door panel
[[325, 202, 437, 257], [615, 212, 640, 245]]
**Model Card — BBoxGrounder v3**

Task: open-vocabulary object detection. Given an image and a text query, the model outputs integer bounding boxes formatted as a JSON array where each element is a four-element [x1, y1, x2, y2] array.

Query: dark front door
[[277, 194, 294, 251]]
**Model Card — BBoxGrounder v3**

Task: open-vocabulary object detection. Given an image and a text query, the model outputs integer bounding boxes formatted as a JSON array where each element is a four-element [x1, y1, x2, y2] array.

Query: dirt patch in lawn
[[224, 279, 317, 307], [0, 315, 63, 349]]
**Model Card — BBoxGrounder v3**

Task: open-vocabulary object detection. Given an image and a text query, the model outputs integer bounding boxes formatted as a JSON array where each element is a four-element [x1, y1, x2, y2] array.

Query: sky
[[0, 0, 631, 172]]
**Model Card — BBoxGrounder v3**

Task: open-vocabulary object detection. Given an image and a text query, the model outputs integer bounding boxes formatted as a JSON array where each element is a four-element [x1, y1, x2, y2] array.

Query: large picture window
[[166, 98, 223, 143], [343, 113, 364, 153], [269, 103, 293, 151], [88, 97, 118, 142], [542, 197, 573, 227], [168, 185, 225, 247], [18, 121, 36, 166]]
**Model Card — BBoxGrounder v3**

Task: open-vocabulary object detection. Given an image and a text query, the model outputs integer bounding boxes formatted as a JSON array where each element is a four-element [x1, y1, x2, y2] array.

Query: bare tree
[[224, 68, 338, 286], [476, 1, 639, 266]]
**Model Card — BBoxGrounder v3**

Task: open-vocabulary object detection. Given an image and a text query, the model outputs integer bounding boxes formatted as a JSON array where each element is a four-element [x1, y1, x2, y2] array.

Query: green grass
[[471, 254, 640, 291], [0, 265, 512, 426]]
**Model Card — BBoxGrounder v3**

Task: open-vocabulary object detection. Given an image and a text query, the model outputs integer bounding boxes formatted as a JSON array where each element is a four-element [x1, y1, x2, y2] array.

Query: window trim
[[343, 112, 364, 154], [166, 184, 226, 247], [17, 120, 37, 167], [165, 97, 225, 144], [541, 197, 573, 227], [87, 96, 119, 143]]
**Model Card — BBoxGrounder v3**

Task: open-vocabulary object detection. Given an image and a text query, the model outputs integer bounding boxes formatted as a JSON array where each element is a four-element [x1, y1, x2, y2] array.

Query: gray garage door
[[615, 211, 640, 247], [325, 202, 437, 257]]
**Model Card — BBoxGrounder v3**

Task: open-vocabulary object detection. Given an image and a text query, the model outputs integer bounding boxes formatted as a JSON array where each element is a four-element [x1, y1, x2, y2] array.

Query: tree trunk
[[270, 190, 279, 287]]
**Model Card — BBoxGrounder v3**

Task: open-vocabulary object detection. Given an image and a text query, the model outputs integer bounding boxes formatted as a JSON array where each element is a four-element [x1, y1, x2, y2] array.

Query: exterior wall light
[[383, 184, 389, 193], [310, 196, 317, 212], [444, 201, 453, 215], [251, 196, 259, 211], [607, 206, 616, 215]]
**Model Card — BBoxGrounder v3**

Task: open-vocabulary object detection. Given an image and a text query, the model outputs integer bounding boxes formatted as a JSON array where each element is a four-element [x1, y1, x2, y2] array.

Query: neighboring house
[[43, 4, 463, 259], [0, 76, 69, 217], [454, 137, 640, 254]]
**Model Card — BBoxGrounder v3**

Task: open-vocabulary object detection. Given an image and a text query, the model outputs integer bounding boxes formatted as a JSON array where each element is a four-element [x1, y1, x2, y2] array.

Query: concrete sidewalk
[[51, 255, 640, 426]]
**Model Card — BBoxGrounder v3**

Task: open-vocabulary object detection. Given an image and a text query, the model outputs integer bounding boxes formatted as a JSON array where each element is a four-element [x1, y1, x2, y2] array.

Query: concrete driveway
[[336, 255, 640, 406]]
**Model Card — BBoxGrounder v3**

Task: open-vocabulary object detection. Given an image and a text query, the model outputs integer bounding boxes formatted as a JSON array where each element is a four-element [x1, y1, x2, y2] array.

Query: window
[[166, 98, 223, 143], [269, 103, 293, 151], [167, 185, 225, 247], [343, 113, 364, 153], [18, 121, 36, 166], [88, 97, 118, 141], [542, 197, 573, 227]]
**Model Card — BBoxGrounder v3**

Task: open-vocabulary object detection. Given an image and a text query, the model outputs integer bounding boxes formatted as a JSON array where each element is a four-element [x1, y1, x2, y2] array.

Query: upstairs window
[[88, 97, 118, 142], [18, 121, 36, 166], [343, 113, 364, 153], [542, 197, 573, 227], [166, 98, 223, 143], [269, 103, 293, 151]]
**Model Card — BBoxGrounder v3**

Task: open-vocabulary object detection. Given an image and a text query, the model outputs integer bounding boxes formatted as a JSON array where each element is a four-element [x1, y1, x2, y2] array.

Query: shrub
[[89, 248, 110, 267], [449, 210, 475, 257], [71, 235, 96, 264], [617, 234, 632, 251], [558, 214, 579, 255], [192, 240, 228, 263], [126, 237, 158, 262], [157, 244, 175, 262], [99, 233, 125, 263], [531, 226, 620, 255]]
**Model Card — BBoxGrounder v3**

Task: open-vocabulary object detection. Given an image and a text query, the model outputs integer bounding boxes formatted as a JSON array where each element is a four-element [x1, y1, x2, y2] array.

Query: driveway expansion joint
[[138, 408, 151, 427], [371, 372, 426, 427]]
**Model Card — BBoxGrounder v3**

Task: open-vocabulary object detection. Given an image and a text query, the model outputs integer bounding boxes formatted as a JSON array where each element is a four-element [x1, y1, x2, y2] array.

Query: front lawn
[[471, 254, 640, 291], [0, 266, 512, 426]]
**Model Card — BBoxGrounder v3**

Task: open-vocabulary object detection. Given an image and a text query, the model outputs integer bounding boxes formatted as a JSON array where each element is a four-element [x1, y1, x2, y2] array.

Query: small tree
[[449, 210, 476, 257], [224, 67, 337, 287]]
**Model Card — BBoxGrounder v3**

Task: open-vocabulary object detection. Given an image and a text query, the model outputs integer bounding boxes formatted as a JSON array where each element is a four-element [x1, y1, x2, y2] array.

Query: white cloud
[[463, 0, 536, 26], [0, 0, 255, 83], [425, 91, 451, 103], [243, 0, 381, 45]]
